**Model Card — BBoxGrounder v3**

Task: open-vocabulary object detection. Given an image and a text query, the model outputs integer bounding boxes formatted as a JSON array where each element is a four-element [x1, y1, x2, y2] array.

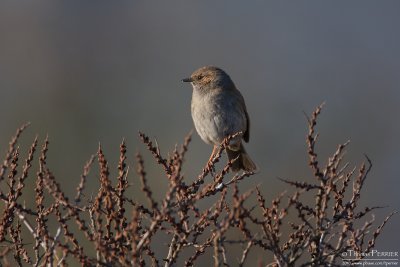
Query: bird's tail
[[226, 143, 258, 172]]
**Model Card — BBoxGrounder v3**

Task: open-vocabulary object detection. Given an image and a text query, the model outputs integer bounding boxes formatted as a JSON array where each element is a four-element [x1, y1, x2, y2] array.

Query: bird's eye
[[197, 75, 203, 80]]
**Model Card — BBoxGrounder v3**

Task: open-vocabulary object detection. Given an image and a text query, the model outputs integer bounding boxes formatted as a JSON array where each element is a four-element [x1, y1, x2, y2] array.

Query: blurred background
[[0, 1, 399, 265]]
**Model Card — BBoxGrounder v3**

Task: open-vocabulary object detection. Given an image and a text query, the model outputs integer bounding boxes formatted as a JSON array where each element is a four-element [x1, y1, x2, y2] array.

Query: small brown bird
[[182, 66, 257, 172]]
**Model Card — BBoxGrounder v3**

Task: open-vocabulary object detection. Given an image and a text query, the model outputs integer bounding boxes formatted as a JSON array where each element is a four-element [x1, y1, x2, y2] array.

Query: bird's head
[[182, 66, 234, 91]]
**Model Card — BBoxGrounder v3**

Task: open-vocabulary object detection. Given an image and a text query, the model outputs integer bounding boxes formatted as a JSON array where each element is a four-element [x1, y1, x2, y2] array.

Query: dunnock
[[182, 66, 257, 172]]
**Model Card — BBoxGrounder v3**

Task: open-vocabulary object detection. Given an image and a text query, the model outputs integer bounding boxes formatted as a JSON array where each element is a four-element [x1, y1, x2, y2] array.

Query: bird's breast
[[191, 90, 247, 145]]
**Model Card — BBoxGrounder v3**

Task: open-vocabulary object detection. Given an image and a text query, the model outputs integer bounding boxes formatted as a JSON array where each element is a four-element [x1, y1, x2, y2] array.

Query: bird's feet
[[204, 145, 218, 175], [205, 159, 216, 175]]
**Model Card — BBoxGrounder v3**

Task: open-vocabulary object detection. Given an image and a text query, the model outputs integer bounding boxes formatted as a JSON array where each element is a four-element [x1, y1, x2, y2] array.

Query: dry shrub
[[0, 104, 395, 266]]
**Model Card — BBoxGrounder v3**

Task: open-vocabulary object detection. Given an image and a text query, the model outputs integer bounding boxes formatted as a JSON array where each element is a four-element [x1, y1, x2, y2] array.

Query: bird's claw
[[205, 160, 216, 176]]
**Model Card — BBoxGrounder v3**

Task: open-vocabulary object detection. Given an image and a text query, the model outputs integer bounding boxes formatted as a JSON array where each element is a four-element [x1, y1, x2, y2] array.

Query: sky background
[[0, 1, 399, 265]]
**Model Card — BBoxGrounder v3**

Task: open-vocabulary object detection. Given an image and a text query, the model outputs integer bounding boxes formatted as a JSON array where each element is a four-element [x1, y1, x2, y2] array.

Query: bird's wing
[[243, 108, 250, 143], [234, 89, 250, 143]]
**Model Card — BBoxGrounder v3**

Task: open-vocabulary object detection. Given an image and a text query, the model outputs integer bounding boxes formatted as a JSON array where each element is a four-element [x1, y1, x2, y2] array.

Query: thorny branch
[[0, 104, 395, 267]]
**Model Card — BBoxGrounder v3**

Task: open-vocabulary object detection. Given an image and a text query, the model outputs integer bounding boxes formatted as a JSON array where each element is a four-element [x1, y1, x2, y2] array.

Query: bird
[[182, 66, 257, 172]]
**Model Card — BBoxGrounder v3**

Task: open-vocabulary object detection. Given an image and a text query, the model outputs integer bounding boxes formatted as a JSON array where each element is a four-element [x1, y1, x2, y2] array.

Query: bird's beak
[[181, 77, 193, 83]]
